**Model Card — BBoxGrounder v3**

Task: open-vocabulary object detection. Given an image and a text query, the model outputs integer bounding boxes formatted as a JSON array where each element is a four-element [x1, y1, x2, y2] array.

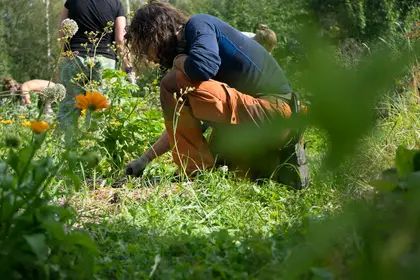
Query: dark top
[[183, 14, 292, 97], [64, 0, 126, 60]]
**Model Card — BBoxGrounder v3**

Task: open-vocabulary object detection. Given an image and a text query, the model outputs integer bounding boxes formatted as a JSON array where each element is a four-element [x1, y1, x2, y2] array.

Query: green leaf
[[369, 179, 397, 193], [23, 233, 48, 261], [42, 220, 66, 241], [311, 267, 335, 280], [395, 146, 420, 176], [68, 232, 98, 254]]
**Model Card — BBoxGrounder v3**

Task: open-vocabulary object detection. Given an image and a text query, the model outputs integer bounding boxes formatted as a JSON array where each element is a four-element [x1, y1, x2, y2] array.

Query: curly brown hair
[[125, 1, 188, 70], [254, 24, 277, 53], [3, 77, 19, 92]]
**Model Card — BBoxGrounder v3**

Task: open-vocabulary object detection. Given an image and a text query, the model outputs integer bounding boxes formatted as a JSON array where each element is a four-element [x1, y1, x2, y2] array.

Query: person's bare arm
[[144, 130, 171, 160], [58, 8, 69, 46], [114, 16, 131, 70], [20, 80, 56, 106], [21, 80, 55, 93]]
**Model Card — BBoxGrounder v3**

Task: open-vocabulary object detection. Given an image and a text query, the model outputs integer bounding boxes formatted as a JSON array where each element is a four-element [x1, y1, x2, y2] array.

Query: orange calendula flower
[[30, 121, 49, 134], [22, 120, 31, 127], [75, 91, 110, 111]]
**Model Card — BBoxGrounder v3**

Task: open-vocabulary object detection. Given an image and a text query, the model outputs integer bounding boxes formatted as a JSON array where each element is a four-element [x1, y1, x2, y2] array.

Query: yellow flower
[[81, 109, 86, 116], [18, 115, 26, 119], [75, 91, 110, 111], [30, 121, 49, 134], [0, 120, 14, 124], [110, 121, 121, 126], [22, 120, 31, 127]]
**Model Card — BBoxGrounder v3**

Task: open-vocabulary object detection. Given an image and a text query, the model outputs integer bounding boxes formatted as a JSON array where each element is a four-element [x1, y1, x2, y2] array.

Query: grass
[[79, 90, 420, 278], [1, 84, 420, 278]]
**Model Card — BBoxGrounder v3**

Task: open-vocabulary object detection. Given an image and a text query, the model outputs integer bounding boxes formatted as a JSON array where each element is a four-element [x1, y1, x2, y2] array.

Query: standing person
[[125, 1, 309, 189], [57, 0, 131, 128]]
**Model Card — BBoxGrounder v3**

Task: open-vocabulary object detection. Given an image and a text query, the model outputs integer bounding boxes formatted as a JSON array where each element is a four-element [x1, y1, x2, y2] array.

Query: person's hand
[[125, 67, 136, 84], [125, 154, 152, 177], [125, 67, 139, 96], [127, 72, 136, 84]]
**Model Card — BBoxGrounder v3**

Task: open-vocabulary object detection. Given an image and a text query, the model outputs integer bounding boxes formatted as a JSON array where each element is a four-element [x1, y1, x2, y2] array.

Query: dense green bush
[[311, 0, 420, 40]]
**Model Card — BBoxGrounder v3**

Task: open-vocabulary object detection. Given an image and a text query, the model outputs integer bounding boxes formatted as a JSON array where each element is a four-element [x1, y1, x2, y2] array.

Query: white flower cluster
[[61, 18, 79, 38], [40, 84, 66, 103]]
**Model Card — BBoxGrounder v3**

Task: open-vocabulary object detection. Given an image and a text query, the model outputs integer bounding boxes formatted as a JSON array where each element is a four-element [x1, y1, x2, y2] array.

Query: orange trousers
[[160, 69, 292, 175]]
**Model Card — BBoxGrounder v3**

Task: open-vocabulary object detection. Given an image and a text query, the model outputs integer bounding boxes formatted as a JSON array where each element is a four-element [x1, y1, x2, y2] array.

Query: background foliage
[[0, 0, 420, 279]]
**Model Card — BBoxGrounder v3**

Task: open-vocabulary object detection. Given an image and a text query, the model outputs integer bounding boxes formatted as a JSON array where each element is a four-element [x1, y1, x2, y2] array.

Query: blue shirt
[[183, 14, 292, 97]]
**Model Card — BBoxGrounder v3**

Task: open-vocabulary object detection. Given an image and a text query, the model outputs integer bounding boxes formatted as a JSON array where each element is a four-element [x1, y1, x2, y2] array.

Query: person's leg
[[58, 57, 86, 128], [160, 69, 293, 176], [209, 95, 294, 182], [92, 56, 116, 93], [58, 56, 116, 128], [160, 70, 216, 174]]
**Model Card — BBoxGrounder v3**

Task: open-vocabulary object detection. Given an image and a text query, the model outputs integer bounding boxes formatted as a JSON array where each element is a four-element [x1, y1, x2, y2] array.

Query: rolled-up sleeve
[[184, 16, 221, 81], [64, 0, 72, 9]]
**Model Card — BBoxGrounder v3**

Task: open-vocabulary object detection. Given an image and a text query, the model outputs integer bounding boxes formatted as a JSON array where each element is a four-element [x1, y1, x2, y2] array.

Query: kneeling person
[[125, 1, 309, 189]]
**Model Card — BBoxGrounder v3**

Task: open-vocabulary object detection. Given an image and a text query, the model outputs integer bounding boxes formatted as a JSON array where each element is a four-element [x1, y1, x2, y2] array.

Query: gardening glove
[[125, 67, 139, 96], [125, 67, 136, 84], [125, 154, 152, 177], [127, 72, 136, 85]]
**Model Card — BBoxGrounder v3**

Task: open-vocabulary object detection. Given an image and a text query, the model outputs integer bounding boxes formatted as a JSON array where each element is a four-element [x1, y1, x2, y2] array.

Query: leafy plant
[[0, 131, 98, 279]]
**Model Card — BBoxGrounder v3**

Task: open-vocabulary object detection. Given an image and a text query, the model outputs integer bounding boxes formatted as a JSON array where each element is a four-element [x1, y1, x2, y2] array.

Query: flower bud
[[83, 151, 101, 168], [5, 135, 21, 149]]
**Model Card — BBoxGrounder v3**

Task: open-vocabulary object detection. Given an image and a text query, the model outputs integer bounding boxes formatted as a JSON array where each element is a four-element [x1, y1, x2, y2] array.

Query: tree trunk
[[43, 0, 51, 57], [126, 0, 130, 24]]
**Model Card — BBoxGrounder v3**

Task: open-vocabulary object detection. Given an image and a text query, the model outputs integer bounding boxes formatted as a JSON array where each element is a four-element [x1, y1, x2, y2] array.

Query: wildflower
[[61, 18, 79, 38], [104, 21, 114, 34], [75, 92, 110, 111], [218, 165, 229, 173], [110, 121, 121, 126], [81, 109, 86, 116], [61, 50, 79, 59], [30, 121, 49, 134], [18, 115, 26, 119], [40, 84, 66, 103], [0, 120, 14, 124], [21, 120, 31, 127]]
